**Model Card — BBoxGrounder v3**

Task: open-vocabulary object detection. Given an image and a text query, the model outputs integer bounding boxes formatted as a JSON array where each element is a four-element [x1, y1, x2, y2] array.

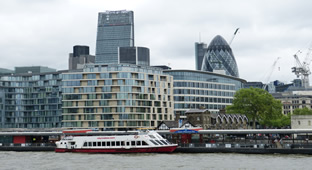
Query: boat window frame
[[160, 140, 167, 145], [155, 140, 163, 145], [142, 141, 149, 146], [150, 140, 158, 145]]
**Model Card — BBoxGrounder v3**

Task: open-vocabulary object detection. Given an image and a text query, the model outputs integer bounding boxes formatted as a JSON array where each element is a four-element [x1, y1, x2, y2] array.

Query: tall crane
[[262, 57, 280, 90], [291, 45, 312, 88], [229, 28, 240, 46]]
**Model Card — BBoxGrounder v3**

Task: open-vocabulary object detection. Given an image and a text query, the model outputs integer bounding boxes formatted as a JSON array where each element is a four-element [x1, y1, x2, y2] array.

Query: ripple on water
[[0, 152, 312, 170]]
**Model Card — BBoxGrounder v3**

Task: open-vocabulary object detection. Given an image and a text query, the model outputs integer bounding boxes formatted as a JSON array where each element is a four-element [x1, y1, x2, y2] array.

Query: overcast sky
[[1, 0, 312, 83]]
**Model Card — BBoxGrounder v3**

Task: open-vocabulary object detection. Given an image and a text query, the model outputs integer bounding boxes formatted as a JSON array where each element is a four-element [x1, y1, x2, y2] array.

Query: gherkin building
[[201, 35, 239, 77]]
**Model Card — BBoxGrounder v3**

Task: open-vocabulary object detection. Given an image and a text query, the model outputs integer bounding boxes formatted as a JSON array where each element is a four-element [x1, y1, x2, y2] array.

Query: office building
[[95, 10, 134, 64], [272, 91, 312, 115], [0, 68, 14, 76], [62, 64, 174, 131], [195, 42, 207, 71], [201, 35, 239, 77], [164, 69, 246, 117], [69, 45, 95, 70], [118, 46, 150, 66], [15, 66, 56, 74]]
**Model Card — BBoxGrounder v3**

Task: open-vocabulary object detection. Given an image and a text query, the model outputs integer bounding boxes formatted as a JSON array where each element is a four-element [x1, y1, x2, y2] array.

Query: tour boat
[[55, 131, 178, 153]]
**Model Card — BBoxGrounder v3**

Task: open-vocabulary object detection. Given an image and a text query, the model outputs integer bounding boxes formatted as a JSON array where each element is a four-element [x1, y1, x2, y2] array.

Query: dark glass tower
[[95, 10, 134, 64], [201, 35, 239, 77], [195, 42, 207, 70], [118, 47, 150, 66], [73, 45, 89, 57]]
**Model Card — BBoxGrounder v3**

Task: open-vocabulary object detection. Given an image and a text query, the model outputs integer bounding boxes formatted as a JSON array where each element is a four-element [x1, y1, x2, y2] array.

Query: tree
[[226, 87, 283, 129], [293, 107, 312, 115]]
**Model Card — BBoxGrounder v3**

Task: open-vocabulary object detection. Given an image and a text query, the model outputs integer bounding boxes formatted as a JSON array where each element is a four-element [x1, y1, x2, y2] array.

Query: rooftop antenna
[[199, 32, 201, 43]]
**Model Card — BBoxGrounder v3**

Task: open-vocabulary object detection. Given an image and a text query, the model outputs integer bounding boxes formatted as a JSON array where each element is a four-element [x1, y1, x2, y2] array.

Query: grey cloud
[[1, 0, 312, 84]]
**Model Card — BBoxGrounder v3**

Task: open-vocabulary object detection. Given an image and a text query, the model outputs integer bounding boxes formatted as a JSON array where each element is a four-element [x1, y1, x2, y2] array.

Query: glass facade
[[201, 35, 239, 77], [0, 72, 63, 128], [195, 42, 207, 71], [73, 45, 89, 57], [164, 70, 246, 116], [118, 47, 150, 66], [62, 64, 174, 130], [95, 10, 134, 64]]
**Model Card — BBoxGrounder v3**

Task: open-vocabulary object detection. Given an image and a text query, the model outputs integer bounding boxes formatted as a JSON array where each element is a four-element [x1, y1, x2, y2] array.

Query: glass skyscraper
[[118, 46, 150, 66], [95, 10, 134, 64], [201, 35, 239, 77], [195, 42, 207, 71]]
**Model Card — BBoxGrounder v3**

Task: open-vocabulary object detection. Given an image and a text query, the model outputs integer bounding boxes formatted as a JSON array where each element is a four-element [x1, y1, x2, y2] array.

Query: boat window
[[131, 141, 135, 146], [155, 140, 163, 145], [97, 142, 101, 146], [136, 141, 141, 146], [116, 141, 120, 146], [165, 140, 171, 144], [88, 142, 92, 147], [142, 141, 149, 146], [112, 141, 116, 146], [160, 140, 167, 145], [121, 141, 125, 146], [93, 142, 97, 146], [102, 142, 106, 146], [60, 142, 62, 144], [149, 135, 156, 139], [150, 140, 158, 145], [83, 142, 87, 147], [107, 142, 111, 146], [126, 141, 130, 146]]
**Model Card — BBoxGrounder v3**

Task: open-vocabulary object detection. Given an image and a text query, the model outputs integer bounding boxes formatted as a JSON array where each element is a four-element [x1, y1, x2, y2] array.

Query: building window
[[298, 121, 301, 125]]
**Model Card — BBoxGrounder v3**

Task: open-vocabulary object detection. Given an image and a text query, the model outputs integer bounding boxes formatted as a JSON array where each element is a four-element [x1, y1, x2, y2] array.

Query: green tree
[[226, 87, 283, 129], [293, 107, 312, 115]]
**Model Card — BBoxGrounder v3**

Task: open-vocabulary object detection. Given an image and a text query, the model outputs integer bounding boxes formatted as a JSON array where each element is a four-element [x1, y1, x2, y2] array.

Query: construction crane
[[228, 28, 240, 46], [291, 45, 312, 88], [262, 57, 280, 90]]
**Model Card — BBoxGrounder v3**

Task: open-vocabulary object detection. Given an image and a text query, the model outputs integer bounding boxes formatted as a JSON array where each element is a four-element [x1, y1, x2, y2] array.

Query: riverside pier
[[1, 129, 312, 154]]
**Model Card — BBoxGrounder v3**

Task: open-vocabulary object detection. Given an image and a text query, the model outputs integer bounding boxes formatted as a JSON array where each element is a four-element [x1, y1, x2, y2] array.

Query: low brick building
[[185, 109, 248, 129]]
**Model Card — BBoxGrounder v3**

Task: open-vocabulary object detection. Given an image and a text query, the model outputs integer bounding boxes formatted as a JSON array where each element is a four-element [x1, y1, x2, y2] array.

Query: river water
[[0, 151, 311, 170]]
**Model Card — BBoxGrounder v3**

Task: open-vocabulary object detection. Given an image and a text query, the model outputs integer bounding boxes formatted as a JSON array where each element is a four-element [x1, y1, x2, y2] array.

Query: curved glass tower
[[201, 35, 239, 77]]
